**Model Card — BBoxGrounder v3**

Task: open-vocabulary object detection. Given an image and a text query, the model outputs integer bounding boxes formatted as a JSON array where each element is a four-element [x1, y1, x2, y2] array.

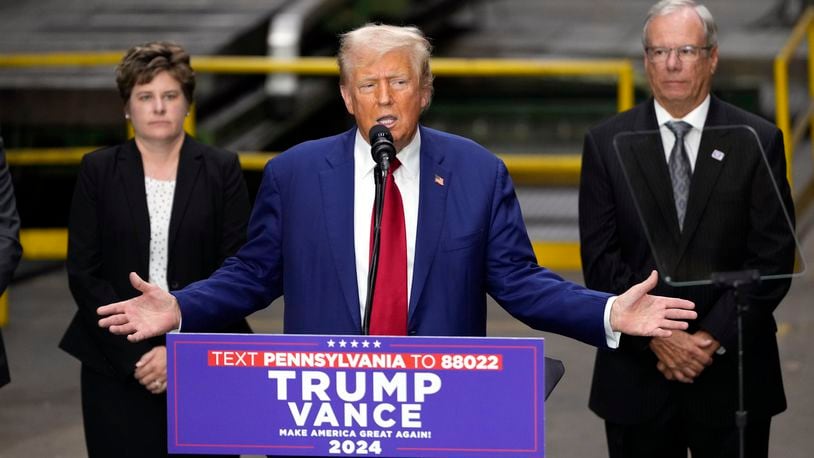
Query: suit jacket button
[[170, 281, 180, 290], [408, 330, 417, 335]]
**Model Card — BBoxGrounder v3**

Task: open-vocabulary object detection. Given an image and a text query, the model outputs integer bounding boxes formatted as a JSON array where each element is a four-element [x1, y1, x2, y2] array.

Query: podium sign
[[167, 333, 546, 456]]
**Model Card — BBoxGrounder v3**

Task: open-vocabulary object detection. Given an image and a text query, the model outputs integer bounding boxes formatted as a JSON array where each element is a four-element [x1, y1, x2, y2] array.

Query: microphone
[[363, 124, 395, 335], [369, 124, 396, 171]]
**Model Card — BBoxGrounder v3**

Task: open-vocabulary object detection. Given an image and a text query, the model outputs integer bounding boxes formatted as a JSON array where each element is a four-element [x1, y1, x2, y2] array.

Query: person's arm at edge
[[0, 142, 21, 292]]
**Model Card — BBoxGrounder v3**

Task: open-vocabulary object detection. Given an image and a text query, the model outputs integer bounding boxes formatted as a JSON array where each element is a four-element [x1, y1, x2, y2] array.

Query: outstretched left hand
[[610, 271, 696, 337]]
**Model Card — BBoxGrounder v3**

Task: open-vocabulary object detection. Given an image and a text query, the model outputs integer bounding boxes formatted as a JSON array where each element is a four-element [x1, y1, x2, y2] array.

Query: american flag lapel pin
[[711, 149, 725, 161], [434, 175, 445, 186]]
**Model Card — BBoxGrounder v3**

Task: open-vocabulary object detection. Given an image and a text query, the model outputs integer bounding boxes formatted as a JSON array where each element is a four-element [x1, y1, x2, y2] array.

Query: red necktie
[[369, 158, 408, 335]]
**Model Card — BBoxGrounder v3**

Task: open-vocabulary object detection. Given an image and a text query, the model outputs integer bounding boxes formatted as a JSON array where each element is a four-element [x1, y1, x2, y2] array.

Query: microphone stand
[[362, 161, 389, 335], [710, 269, 760, 458]]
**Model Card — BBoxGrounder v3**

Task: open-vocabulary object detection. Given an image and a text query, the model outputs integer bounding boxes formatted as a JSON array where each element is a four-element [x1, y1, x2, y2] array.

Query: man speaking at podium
[[98, 25, 695, 356], [579, 1, 796, 457]]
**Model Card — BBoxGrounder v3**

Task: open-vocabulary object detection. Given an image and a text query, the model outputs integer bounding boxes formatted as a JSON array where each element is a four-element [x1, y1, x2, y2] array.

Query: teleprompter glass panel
[[612, 125, 804, 287]]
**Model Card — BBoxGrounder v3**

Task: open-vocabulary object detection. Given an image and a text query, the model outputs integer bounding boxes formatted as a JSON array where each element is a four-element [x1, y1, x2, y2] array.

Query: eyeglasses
[[645, 45, 713, 63]]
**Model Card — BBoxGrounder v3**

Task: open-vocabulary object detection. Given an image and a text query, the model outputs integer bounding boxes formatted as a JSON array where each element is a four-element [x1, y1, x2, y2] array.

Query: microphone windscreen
[[369, 124, 395, 164], [369, 124, 393, 145]]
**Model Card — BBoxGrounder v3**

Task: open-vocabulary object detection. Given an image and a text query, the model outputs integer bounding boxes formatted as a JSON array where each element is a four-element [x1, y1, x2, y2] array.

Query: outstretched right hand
[[97, 272, 181, 342]]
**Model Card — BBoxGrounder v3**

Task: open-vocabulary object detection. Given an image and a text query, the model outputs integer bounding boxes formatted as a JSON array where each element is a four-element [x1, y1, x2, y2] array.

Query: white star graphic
[[362, 340, 370, 348], [373, 340, 382, 348], [339, 339, 347, 348], [327, 339, 335, 348], [350, 340, 359, 348]]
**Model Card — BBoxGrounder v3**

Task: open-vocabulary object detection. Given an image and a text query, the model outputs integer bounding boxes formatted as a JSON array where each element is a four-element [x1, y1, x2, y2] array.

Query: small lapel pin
[[434, 175, 445, 186], [711, 149, 725, 161]]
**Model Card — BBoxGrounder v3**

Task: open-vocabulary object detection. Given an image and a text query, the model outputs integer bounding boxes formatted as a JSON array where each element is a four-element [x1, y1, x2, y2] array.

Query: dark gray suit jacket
[[0, 136, 23, 388], [579, 96, 795, 426]]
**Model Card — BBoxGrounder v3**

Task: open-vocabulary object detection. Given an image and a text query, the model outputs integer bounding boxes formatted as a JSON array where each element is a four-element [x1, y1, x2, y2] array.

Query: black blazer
[[579, 96, 795, 426], [0, 138, 22, 388], [60, 136, 252, 379]]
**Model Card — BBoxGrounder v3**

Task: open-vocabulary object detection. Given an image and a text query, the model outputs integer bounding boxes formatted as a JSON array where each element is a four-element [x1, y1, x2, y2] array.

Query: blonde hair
[[338, 24, 434, 97]]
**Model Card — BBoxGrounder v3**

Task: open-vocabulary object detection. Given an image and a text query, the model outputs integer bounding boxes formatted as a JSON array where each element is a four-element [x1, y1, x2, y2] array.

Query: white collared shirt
[[353, 129, 421, 320], [654, 95, 710, 171]]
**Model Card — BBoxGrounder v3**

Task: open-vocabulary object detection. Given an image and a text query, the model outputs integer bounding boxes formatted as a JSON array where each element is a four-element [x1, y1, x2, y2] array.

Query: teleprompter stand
[[711, 269, 760, 458]]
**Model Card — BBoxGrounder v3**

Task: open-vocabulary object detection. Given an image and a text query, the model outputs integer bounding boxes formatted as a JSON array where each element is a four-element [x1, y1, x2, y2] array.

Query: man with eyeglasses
[[579, 1, 795, 457]]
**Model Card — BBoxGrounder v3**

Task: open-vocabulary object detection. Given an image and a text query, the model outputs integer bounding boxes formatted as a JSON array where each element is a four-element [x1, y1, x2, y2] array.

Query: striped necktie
[[666, 120, 693, 231]]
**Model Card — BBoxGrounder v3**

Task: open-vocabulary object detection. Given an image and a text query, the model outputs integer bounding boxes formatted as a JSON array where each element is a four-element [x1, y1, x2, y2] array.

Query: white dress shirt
[[654, 95, 711, 170], [145, 177, 175, 293], [353, 129, 420, 319]]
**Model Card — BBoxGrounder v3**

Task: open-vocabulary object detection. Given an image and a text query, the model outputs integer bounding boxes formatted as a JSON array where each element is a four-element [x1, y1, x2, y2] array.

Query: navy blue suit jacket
[[177, 126, 611, 346]]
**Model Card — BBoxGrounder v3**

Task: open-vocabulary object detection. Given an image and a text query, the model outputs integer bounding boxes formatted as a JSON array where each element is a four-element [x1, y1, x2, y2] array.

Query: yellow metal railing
[[0, 53, 635, 112], [0, 54, 634, 162], [774, 6, 814, 203], [0, 149, 580, 326], [7, 149, 584, 266], [0, 54, 634, 192], [0, 52, 634, 241], [0, 54, 635, 325], [0, 292, 7, 326]]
